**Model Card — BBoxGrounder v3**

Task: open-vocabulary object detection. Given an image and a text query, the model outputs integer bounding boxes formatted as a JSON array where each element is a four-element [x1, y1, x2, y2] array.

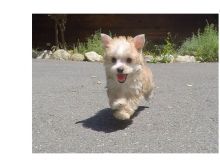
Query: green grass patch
[[178, 23, 218, 62]]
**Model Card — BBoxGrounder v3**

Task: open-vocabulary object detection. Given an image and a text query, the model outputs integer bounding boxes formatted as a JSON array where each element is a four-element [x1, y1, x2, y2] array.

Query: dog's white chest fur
[[107, 75, 143, 97], [129, 79, 143, 96]]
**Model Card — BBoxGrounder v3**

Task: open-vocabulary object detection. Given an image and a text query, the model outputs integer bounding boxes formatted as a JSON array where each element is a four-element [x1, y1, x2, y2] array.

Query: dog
[[101, 33, 154, 120]]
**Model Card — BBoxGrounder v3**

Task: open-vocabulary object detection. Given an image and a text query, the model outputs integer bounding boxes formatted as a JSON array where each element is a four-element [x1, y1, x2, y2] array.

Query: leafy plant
[[149, 56, 159, 64], [178, 23, 218, 62], [161, 32, 176, 56], [143, 42, 163, 57], [86, 30, 104, 55], [144, 33, 176, 63], [74, 40, 87, 54], [73, 29, 111, 56]]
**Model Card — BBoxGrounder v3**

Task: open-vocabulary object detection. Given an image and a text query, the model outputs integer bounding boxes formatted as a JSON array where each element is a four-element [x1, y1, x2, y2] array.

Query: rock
[[175, 55, 196, 63], [36, 50, 52, 59], [85, 51, 103, 62], [51, 49, 71, 60], [67, 50, 74, 55], [155, 56, 162, 62], [167, 55, 175, 63], [97, 81, 102, 84], [160, 54, 174, 63], [45, 51, 52, 59], [32, 50, 39, 58], [144, 55, 153, 62], [70, 53, 85, 61], [36, 51, 43, 59]]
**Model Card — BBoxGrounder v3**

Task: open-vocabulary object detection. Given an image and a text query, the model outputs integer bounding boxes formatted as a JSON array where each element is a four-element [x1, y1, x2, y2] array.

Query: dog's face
[[101, 34, 145, 83]]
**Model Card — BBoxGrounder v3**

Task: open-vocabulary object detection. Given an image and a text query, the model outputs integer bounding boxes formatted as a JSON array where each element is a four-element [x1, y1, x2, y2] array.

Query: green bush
[[161, 32, 176, 56], [143, 44, 162, 57], [143, 33, 176, 57], [178, 23, 218, 62], [73, 30, 104, 55], [144, 33, 176, 63]]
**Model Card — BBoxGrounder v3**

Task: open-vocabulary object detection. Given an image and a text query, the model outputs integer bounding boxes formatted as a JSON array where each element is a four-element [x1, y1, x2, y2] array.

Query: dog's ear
[[101, 33, 112, 48], [133, 34, 145, 50]]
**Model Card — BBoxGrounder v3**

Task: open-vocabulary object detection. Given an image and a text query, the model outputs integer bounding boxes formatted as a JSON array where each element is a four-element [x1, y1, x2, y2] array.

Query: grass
[[178, 23, 218, 62]]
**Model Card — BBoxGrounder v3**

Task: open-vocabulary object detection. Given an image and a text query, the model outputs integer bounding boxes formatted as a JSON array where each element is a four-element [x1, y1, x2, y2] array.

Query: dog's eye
[[126, 58, 132, 63], [112, 57, 116, 63]]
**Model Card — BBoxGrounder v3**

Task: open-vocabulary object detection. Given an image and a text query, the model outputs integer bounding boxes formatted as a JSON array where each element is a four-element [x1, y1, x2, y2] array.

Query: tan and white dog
[[101, 33, 154, 120]]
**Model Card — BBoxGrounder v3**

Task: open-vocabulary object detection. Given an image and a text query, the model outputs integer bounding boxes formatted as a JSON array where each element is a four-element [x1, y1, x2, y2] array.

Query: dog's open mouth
[[117, 74, 127, 83]]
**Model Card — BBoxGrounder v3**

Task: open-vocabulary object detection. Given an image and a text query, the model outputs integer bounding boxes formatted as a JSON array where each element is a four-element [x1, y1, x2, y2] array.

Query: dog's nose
[[117, 67, 124, 73]]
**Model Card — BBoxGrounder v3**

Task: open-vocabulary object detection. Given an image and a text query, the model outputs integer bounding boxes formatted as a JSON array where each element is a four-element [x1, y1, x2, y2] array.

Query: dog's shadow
[[75, 106, 148, 133]]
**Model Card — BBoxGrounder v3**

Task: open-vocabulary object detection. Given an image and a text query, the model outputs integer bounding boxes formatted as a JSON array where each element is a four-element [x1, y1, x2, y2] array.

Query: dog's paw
[[112, 98, 127, 110], [113, 111, 130, 120]]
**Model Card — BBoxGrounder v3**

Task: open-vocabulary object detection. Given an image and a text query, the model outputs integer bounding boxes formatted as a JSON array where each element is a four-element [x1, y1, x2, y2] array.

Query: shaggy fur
[[101, 34, 154, 120]]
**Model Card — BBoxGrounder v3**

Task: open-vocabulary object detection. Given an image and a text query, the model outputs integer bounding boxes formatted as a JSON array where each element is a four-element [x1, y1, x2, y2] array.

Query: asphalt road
[[32, 59, 218, 153]]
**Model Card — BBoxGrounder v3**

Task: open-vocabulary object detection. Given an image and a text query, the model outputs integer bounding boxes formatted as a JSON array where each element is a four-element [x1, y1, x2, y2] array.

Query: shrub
[[178, 23, 218, 62], [161, 32, 176, 56], [73, 30, 105, 56], [144, 33, 176, 57], [144, 33, 176, 63]]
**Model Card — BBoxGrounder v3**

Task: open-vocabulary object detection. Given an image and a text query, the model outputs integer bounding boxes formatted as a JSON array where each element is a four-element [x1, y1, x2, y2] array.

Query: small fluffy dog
[[101, 33, 154, 120]]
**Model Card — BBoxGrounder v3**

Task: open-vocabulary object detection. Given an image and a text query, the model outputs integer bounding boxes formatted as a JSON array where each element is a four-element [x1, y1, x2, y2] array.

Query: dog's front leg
[[111, 98, 134, 120]]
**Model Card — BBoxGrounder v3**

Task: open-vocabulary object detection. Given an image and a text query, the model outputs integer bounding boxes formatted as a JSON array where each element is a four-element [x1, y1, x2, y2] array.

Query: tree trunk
[[59, 24, 66, 50], [55, 22, 59, 49]]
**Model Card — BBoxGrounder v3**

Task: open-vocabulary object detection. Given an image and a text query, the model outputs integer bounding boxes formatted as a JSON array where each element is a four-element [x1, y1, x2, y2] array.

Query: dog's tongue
[[117, 74, 127, 83]]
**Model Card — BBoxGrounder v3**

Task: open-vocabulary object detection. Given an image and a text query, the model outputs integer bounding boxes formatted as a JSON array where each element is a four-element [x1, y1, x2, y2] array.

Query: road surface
[[32, 59, 218, 153]]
